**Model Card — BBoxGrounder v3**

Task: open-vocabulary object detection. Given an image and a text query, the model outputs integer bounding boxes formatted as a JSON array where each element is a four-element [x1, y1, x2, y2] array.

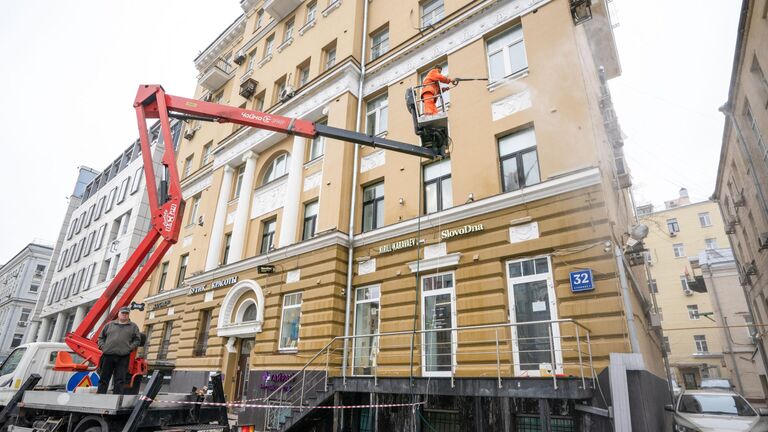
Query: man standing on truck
[[97, 306, 141, 394]]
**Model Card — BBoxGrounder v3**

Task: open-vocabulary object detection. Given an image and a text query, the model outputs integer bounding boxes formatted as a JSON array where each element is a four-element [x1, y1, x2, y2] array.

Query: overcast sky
[[0, 0, 741, 263]]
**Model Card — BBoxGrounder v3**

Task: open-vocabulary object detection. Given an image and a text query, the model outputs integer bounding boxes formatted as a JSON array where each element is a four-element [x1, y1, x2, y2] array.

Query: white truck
[[0, 343, 73, 407]]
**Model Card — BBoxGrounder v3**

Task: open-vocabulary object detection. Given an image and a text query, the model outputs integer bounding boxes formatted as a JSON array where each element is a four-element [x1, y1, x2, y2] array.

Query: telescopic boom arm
[[57, 84, 439, 377]]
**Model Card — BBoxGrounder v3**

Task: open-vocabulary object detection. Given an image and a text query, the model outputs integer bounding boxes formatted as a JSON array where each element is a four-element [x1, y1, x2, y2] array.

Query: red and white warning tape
[[140, 396, 424, 410]]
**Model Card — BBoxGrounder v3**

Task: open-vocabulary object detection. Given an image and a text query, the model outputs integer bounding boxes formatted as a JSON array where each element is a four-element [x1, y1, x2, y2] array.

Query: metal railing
[[262, 319, 595, 430], [410, 82, 449, 118]]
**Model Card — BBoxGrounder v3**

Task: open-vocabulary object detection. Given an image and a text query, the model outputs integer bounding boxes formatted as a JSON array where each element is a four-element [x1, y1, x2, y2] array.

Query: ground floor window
[[353, 285, 380, 375], [422, 272, 456, 376], [279, 293, 302, 350]]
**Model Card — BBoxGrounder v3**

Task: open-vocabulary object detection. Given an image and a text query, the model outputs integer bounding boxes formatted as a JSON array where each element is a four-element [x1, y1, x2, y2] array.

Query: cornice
[[194, 15, 247, 73], [353, 167, 602, 248]]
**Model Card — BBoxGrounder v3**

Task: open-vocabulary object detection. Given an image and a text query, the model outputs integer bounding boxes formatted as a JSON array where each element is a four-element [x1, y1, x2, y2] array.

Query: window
[[264, 34, 275, 57], [176, 254, 188, 288], [157, 262, 169, 293], [302, 201, 319, 240], [131, 167, 142, 194], [366, 95, 388, 135], [499, 127, 540, 192], [188, 195, 201, 226], [422, 272, 456, 376], [157, 322, 173, 360], [486, 25, 527, 82], [297, 61, 310, 87], [649, 279, 658, 293], [370, 26, 389, 60], [705, 238, 718, 250], [10, 334, 23, 349], [117, 177, 130, 204], [110, 254, 121, 279], [306, 1, 317, 22], [19, 308, 31, 323], [262, 153, 290, 184], [142, 325, 153, 358], [681, 276, 691, 292], [419, 62, 451, 107], [752, 54, 768, 104], [673, 243, 685, 258], [745, 314, 758, 338], [744, 100, 768, 160], [183, 155, 194, 177], [222, 234, 232, 265], [193, 309, 213, 356], [353, 285, 380, 375], [74, 215, 83, 235], [667, 218, 680, 234], [694, 335, 709, 353], [687, 304, 699, 320], [255, 91, 265, 112], [663, 336, 671, 353], [121, 210, 131, 235], [84, 263, 96, 290], [255, 8, 264, 29], [201, 142, 213, 166], [48, 282, 58, 304], [323, 41, 337, 70], [106, 187, 117, 212], [232, 165, 245, 200], [84, 205, 95, 228], [421, 0, 444, 27], [95, 196, 106, 220], [423, 159, 452, 214], [279, 292, 302, 350], [362, 182, 384, 232], [283, 18, 295, 42], [309, 119, 326, 160], [260, 219, 277, 254], [94, 224, 107, 250], [697, 212, 712, 228], [63, 274, 74, 298], [29, 283, 39, 293]]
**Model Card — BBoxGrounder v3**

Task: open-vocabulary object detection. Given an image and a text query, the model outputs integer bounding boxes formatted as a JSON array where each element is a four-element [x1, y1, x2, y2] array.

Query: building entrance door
[[234, 338, 254, 402]]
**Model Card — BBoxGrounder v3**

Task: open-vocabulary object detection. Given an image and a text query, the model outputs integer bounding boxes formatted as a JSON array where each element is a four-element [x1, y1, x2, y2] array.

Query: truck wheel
[[73, 417, 108, 432]]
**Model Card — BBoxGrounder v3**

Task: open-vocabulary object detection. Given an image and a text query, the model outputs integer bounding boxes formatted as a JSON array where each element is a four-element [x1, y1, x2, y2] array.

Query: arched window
[[262, 153, 290, 184], [242, 303, 257, 322]]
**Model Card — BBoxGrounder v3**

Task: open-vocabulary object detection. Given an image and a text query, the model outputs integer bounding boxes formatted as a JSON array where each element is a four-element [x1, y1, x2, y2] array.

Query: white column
[[278, 136, 307, 248], [205, 166, 236, 271], [229, 151, 258, 263], [50, 311, 67, 342], [36, 317, 51, 342], [24, 321, 40, 344], [72, 305, 87, 329]]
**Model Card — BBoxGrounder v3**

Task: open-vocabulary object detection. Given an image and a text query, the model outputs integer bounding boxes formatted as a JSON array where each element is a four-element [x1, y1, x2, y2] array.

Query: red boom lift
[[54, 84, 446, 390]]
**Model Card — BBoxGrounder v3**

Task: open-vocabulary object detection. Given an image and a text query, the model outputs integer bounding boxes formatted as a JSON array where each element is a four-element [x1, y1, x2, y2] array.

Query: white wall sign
[[509, 222, 539, 244]]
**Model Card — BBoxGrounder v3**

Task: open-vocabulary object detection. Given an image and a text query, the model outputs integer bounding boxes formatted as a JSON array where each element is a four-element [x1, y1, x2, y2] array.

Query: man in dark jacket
[[97, 306, 141, 394]]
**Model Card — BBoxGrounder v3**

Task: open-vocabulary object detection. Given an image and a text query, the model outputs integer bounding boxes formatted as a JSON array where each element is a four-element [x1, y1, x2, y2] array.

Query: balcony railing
[[199, 58, 235, 92], [262, 319, 595, 425]]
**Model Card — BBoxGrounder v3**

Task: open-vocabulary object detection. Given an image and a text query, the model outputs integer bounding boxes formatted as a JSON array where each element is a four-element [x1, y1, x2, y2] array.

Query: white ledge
[[408, 252, 461, 273], [216, 321, 263, 338], [298, 19, 317, 36], [322, 0, 341, 17], [258, 54, 273, 68], [277, 37, 294, 53]]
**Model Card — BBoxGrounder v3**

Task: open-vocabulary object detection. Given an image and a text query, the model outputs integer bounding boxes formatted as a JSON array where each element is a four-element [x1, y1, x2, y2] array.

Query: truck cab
[[0, 343, 77, 407]]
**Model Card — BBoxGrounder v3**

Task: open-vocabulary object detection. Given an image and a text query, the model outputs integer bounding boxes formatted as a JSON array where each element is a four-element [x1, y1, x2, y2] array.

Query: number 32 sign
[[569, 269, 594, 293]]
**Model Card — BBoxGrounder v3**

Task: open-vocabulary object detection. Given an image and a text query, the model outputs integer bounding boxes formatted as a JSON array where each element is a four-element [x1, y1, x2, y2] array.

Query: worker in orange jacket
[[420, 65, 454, 115]]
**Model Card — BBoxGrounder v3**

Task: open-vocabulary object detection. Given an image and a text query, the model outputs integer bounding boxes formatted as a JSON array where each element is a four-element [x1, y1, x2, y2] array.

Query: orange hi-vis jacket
[[421, 69, 451, 97]]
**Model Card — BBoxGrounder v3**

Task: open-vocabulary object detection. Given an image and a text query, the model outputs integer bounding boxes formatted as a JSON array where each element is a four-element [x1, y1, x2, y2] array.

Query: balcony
[[199, 58, 235, 92], [239, 77, 258, 99], [263, 0, 303, 20]]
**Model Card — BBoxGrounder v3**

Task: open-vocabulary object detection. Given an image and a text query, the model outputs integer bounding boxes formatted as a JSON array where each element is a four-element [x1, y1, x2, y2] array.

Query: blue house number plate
[[570, 269, 594, 293]]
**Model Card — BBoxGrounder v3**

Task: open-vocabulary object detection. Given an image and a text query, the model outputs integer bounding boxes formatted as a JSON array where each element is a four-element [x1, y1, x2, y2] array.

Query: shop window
[[279, 293, 302, 350]]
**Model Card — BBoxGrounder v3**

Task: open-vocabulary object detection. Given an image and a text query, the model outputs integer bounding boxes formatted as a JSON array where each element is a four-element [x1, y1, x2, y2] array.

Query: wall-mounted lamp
[[466, 193, 474, 203], [398, 197, 405, 205]]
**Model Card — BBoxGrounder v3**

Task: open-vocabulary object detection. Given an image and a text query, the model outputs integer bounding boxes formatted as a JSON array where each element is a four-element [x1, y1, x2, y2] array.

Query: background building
[[0, 242, 53, 360], [139, 0, 667, 430], [30, 122, 181, 343], [714, 0, 768, 396], [640, 193, 765, 401]]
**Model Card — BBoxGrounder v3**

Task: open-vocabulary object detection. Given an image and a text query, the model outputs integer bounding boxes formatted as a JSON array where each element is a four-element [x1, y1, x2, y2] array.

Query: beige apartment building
[[138, 0, 666, 430], [639, 194, 766, 401], [714, 0, 768, 400]]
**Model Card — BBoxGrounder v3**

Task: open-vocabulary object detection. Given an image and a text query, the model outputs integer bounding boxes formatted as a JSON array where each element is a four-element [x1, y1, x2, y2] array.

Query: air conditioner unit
[[34, 271, 43, 278], [279, 86, 295, 102], [184, 128, 196, 140], [683, 288, 694, 296], [734, 191, 746, 208], [19, 322, 27, 327], [745, 261, 758, 276], [669, 231, 677, 237], [198, 215, 205, 226], [725, 220, 738, 235], [233, 50, 246, 65]]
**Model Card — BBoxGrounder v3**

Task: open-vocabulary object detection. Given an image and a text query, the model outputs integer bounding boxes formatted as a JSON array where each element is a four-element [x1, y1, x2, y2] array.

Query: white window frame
[[694, 335, 709, 353], [95, 196, 106, 220], [673, 243, 685, 258], [420, 271, 457, 378], [486, 25, 528, 83], [131, 167, 143, 194], [370, 27, 389, 60], [698, 212, 712, 227], [705, 238, 718, 250], [687, 304, 699, 320], [306, 1, 317, 23], [278, 292, 303, 351], [421, 0, 445, 28], [262, 153, 290, 184], [505, 256, 562, 377], [366, 95, 388, 136], [352, 285, 381, 376], [188, 195, 201, 226], [106, 187, 117, 212], [117, 177, 130, 204]]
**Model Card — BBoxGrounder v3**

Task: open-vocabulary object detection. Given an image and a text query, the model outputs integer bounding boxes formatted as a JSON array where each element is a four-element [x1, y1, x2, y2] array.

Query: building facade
[[640, 195, 765, 400], [0, 243, 53, 360], [30, 122, 181, 344], [140, 0, 666, 430], [714, 0, 768, 400]]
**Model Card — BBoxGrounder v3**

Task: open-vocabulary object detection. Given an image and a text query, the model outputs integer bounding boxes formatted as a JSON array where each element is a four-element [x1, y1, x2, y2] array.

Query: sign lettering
[[378, 238, 417, 254], [440, 223, 484, 240]]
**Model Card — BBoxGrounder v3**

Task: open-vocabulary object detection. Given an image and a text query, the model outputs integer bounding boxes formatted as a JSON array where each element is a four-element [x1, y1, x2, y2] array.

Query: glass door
[[353, 286, 380, 375], [421, 272, 456, 377], [234, 338, 254, 401], [506, 257, 561, 376]]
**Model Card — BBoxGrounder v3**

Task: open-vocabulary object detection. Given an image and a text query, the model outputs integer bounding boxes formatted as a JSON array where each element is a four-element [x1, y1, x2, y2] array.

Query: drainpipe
[[615, 245, 641, 353], [342, 0, 371, 379]]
